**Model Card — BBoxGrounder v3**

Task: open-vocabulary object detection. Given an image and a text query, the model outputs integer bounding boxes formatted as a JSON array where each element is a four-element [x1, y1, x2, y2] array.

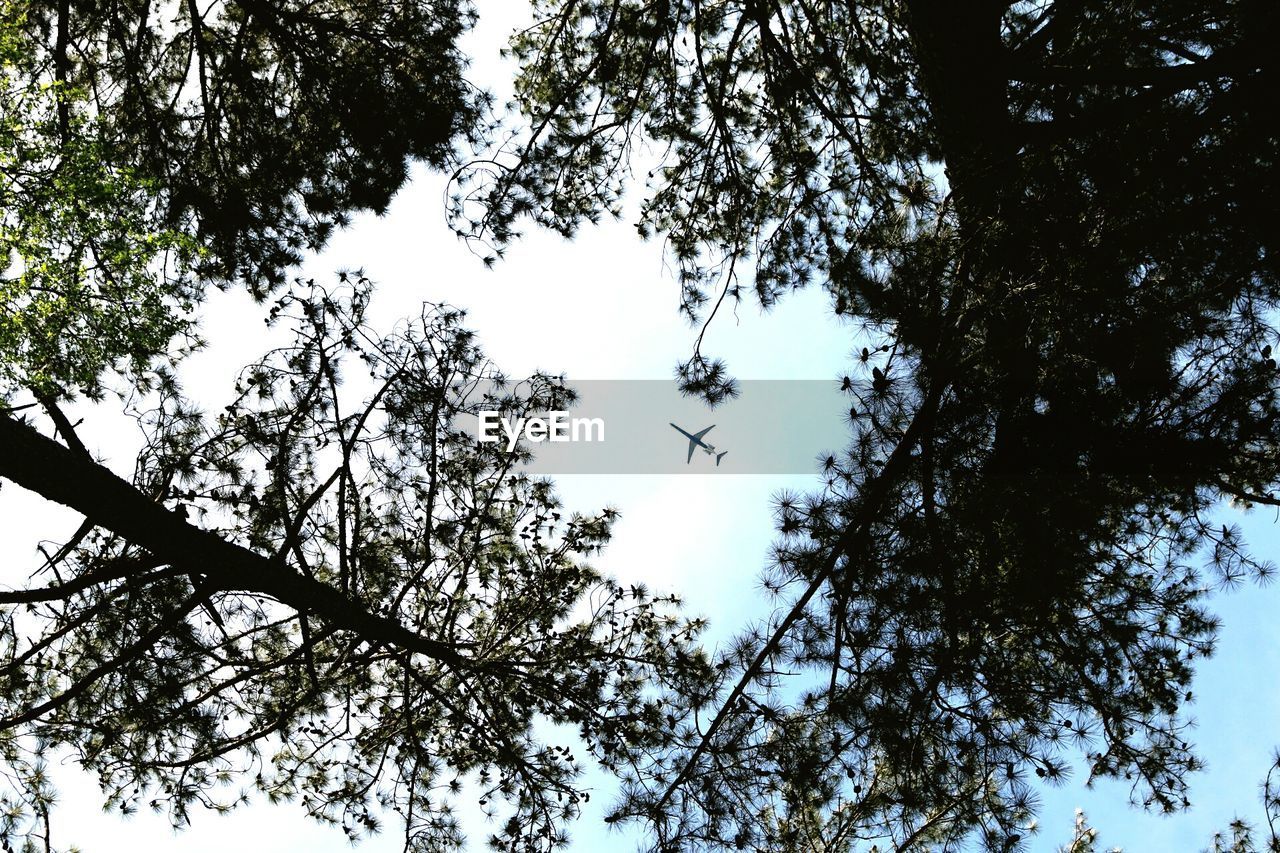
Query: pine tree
[[459, 1, 1280, 847], [2, 3, 709, 849]]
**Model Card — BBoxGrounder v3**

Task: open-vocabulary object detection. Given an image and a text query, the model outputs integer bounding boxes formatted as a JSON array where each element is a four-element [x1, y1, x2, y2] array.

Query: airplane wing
[[688, 426, 714, 463]]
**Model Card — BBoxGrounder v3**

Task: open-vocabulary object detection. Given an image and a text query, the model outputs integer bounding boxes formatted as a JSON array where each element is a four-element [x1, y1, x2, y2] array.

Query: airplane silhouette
[[670, 423, 729, 466]]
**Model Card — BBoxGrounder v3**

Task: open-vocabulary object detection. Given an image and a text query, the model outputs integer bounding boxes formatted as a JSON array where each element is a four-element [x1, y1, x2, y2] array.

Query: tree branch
[[0, 413, 472, 668], [651, 377, 947, 813], [1010, 54, 1268, 89]]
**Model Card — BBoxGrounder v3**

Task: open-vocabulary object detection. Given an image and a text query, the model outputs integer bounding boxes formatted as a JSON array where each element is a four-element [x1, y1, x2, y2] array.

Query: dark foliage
[[458, 0, 1280, 847], [4, 2, 715, 849], [12, 0, 480, 289], [0, 280, 710, 851]]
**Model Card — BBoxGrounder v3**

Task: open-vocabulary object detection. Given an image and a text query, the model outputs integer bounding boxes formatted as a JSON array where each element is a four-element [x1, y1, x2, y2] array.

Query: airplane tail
[[716, 451, 728, 466]]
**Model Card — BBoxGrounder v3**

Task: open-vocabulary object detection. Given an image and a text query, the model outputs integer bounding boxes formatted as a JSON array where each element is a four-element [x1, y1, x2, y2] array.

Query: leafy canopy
[[2, 7, 198, 397], [458, 0, 1280, 848], [1, 279, 710, 851], [13, 0, 480, 286], [2, 1, 708, 851], [3, 0, 481, 399]]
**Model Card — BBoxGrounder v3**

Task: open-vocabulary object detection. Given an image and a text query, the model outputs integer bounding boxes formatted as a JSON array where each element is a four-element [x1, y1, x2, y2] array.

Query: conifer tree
[[458, 1, 1280, 847], [3, 3, 708, 849]]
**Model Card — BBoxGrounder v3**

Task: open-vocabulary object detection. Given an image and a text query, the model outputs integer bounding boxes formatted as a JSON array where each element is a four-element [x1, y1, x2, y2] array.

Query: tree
[[2, 4, 199, 397], [1, 279, 708, 852], [7, 0, 479, 285], [3, 2, 708, 850], [4, 0, 482, 393], [456, 0, 1280, 847]]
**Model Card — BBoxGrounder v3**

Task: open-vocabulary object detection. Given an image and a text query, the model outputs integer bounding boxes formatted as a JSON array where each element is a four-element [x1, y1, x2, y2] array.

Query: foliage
[[3, 0, 483, 399], [1, 7, 198, 397], [9, 0, 480, 289], [2, 0, 713, 850], [0, 279, 710, 851], [5, 0, 1280, 848], [458, 0, 1280, 848], [1056, 809, 1113, 853]]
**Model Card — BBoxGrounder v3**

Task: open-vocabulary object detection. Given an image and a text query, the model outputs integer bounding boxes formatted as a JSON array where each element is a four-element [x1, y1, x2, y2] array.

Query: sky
[[2, 2, 1280, 851]]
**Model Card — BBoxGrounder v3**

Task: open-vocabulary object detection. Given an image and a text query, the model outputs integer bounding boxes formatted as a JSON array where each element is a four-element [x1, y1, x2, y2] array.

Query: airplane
[[670, 422, 729, 466]]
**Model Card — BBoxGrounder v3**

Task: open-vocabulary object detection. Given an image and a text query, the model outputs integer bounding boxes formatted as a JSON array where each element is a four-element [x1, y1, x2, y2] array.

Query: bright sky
[[2, 2, 1278, 851]]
